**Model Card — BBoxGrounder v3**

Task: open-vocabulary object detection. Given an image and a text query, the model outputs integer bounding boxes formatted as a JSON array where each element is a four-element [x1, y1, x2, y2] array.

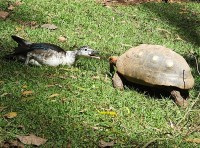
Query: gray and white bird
[[4, 35, 99, 66]]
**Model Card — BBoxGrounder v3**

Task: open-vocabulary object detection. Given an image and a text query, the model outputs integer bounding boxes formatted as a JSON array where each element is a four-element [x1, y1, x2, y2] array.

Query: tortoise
[[4, 35, 99, 66], [109, 44, 194, 107]]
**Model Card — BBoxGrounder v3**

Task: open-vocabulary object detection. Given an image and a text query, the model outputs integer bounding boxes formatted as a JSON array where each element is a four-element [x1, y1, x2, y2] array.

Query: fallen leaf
[[14, 0, 23, 6], [76, 86, 88, 91], [41, 24, 58, 30], [4, 112, 17, 119], [0, 11, 9, 19], [0, 106, 7, 112], [91, 126, 101, 130], [1, 93, 9, 97], [59, 68, 79, 71], [92, 76, 100, 80], [67, 142, 71, 148], [0, 140, 24, 148], [16, 134, 47, 146], [79, 109, 87, 113], [58, 76, 67, 79], [49, 93, 59, 98], [46, 84, 55, 87], [179, 11, 188, 14], [22, 85, 27, 89], [99, 140, 115, 148], [22, 91, 33, 96], [185, 138, 200, 143], [8, 5, 15, 10], [18, 125, 25, 130], [58, 36, 66, 42], [70, 75, 78, 79], [99, 111, 117, 116], [15, 26, 24, 32], [17, 20, 37, 27]]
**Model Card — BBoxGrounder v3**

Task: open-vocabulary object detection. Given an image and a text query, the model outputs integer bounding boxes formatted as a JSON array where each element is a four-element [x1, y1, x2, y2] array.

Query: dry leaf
[[0, 11, 9, 19], [0, 106, 7, 112], [67, 142, 71, 148], [16, 134, 47, 146], [18, 125, 25, 130], [15, 26, 24, 32], [17, 20, 37, 27], [4, 112, 17, 118], [1, 93, 9, 97], [99, 140, 115, 148], [8, 5, 15, 10], [58, 36, 66, 42], [91, 126, 101, 130], [70, 75, 78, 79], [92, 76, 100, 80], [46, 84, 55, 87], [0, 140, 24, 148], [49, 93, 59, 98], [76, 86, 88, 91], [22, 85, 27, 89], [99, 111, 117, 116], [185, 138, 200, 143], [59, 76, 67, 79], [59, 68, 79, 71], [22, 91, 33, 96], [14, 0, 23, 6], [41, 24, 58, 30]]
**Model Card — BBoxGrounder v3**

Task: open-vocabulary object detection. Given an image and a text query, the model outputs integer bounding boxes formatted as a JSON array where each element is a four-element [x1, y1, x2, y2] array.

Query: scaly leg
[[171, 90, 188, 108], [112, 72, 124, 90]]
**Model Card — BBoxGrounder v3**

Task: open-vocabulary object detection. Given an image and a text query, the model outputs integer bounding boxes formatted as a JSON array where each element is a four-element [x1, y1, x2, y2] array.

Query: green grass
[[0, 0, 200, 147]]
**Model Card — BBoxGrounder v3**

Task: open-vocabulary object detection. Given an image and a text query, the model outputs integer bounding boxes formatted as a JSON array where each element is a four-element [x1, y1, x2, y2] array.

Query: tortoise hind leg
[[171, 90, 188, 108], [112, 72, 124, 90]]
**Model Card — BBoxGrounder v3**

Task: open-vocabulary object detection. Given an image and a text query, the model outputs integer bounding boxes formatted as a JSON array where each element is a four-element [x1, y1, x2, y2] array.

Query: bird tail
[[11, 35, 31, 46], [3, 53, 16, 60], [3, 53, 26, 62]]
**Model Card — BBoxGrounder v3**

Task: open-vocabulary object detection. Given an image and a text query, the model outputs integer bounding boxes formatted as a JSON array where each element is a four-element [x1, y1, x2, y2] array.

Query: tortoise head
[[109, 56, 118, 66], [109, 56, 118, 74]]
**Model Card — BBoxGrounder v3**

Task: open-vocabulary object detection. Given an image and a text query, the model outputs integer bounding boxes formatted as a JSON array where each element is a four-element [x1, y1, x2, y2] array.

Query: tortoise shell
[[116, 44, 194, 89]]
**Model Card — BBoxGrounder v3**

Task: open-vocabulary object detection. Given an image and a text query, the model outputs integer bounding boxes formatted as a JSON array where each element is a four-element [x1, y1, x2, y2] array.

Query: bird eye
[[84, 48, 87, 51]]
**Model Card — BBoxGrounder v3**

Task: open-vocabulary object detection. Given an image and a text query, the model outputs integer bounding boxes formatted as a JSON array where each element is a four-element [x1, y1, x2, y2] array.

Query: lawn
[[0, 0, 200, 147]]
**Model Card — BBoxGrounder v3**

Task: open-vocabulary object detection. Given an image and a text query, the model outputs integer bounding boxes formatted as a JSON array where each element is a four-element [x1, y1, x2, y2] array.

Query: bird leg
[[171, 90, 188, 108], [25, 56, 30, 65], [25, 53, 32, 65]]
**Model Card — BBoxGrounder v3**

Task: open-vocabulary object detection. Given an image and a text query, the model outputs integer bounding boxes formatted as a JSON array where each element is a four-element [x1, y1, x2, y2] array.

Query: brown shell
[[116, 44, 194, 89]]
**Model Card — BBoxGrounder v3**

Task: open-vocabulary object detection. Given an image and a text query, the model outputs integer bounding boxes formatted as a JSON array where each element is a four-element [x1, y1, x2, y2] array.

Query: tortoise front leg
[[171, 90, 188, 108], [112, 72, 124, 90]]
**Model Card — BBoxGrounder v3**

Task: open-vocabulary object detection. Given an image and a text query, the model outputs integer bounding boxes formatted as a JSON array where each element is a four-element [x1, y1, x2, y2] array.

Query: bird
[[4, 35, 99, 66]]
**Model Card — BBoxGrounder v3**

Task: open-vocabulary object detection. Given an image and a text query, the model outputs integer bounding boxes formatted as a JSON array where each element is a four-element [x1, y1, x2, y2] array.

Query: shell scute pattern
[[116, 44, 194, 89]]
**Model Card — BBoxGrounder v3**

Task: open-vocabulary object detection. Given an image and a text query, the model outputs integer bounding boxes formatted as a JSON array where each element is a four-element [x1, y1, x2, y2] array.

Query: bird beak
[[89, 50, 100, 59]]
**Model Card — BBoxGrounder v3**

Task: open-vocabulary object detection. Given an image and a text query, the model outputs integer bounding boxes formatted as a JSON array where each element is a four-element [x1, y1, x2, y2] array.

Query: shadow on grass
[[114, 72, 190, 101], [143, 3, 200, 47]]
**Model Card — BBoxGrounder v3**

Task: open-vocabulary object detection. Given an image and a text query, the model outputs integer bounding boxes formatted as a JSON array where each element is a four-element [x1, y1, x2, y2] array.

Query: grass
[[0, 0, 200, 147]]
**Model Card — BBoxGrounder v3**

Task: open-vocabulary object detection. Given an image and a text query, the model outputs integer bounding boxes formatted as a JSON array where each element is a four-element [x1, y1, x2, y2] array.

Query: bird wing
[[11, 35, 32, 46], [31, 43, 66, 53]]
